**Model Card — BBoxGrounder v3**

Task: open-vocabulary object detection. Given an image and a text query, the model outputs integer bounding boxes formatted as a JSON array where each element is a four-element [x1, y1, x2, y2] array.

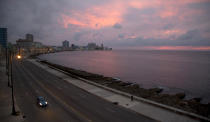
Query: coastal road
[[12, 59, 156, 122]]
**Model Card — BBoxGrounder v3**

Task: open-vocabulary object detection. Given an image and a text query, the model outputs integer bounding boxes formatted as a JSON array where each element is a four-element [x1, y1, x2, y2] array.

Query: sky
[[0, 0, 210, 50]]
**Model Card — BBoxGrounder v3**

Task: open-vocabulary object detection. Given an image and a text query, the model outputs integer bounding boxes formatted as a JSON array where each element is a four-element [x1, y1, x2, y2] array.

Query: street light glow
[[17, 55, 21, 59]]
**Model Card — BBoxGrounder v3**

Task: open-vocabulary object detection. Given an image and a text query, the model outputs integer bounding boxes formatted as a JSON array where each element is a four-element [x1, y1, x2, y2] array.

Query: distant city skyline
[[0, 0, 210, 50]]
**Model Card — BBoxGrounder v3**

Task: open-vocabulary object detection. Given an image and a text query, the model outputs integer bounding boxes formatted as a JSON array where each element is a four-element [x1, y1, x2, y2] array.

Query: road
[[12, 59, 156, 122]]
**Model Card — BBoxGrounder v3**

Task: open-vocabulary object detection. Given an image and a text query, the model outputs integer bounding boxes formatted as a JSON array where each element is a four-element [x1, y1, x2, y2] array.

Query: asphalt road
[[13, 59, 156, 122]]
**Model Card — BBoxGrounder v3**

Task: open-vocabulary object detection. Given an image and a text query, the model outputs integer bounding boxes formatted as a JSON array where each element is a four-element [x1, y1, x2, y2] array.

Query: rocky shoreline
[[39, 59, 210, 118]]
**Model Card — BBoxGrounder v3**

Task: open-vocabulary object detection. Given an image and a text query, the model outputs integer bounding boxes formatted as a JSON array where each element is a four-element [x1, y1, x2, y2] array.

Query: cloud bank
[[0, 0, 210, 49]]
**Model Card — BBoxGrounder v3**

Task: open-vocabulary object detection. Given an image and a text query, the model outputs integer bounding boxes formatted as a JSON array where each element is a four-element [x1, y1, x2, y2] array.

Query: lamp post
[[6, 47, 8, 74], [10, 51, 16, 115], [7, 50, 10, 87], [18, 46, 20, 56], [6, 47, 11, 87]]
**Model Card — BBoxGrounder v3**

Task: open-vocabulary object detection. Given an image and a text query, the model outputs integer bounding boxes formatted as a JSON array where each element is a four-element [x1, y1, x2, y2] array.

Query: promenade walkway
[[0, 59, 23, 122]]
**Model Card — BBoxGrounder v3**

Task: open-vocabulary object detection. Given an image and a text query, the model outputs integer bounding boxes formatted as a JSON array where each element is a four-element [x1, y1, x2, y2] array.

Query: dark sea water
[[39, 50, 210, 103]]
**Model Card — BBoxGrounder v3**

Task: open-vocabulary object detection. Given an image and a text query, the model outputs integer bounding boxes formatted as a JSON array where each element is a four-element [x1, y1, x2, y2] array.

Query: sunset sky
[[0, 0, 210, 50]]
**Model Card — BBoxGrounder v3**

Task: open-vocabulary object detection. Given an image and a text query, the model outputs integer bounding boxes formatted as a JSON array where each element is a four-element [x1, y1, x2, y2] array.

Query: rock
[[119, 82, 132, 86], [149, 88, 163, 94], [113, 77, 121, 81], [179, 101, 188, 106], [131, 84, 140, 89], [175, 93, 186, 99], [138, 89, 156, 98], [112, 102, 118, 105], [192, 97, 202, 103], [189, 98, 202, 103]]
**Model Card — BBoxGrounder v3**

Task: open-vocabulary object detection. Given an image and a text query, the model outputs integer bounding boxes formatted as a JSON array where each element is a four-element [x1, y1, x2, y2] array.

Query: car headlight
[[39, 103, 42, 106], [45, 102, 48, 104]]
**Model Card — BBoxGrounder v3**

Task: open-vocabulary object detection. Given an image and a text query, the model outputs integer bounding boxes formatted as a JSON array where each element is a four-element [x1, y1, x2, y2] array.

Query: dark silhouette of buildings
[[0, 28, 7, 48]]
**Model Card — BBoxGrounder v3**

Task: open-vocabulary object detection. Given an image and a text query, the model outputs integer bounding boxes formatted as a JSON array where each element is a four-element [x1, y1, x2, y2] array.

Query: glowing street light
[[17, 55, 21, 59]]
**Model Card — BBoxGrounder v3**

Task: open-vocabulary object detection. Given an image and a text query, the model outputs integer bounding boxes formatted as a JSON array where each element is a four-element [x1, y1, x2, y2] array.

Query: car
[[37, 96, 48, 107]]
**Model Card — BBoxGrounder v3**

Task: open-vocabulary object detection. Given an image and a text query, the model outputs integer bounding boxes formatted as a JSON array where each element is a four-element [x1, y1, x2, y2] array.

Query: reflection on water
[[39, 50, 210, 103]]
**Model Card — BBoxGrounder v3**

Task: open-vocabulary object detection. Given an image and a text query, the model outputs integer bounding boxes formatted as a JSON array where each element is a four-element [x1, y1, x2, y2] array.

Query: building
[[16, 34, 34, 49], [87, 43, 97, 50], [0, 28, 7, 48], [33, 42, 43, 48], [51, 46, 63, 52], [62, 40, 69, 49], [0, 44, 2, 57], [16, 39, 33, 48], [101, 43, 104, 50], [71, 44, 80, 50], [26, 34, 33, 42]]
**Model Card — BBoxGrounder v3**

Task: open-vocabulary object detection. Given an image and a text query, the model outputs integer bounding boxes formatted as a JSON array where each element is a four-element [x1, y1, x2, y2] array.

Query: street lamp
[[17, 55, 21, 59], [10, 51, 17, 115], [7, 48, 11, 87]]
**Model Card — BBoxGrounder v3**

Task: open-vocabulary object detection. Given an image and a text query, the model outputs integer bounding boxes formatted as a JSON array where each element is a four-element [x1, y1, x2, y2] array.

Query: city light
[[17, 55, 21, 59]]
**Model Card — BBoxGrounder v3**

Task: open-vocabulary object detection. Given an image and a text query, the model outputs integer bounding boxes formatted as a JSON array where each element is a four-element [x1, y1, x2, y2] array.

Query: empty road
[[13, 59, 156, 122]]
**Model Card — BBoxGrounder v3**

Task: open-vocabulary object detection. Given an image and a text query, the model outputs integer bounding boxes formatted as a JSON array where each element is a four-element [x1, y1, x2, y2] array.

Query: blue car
[[37, 96, 48, 107]]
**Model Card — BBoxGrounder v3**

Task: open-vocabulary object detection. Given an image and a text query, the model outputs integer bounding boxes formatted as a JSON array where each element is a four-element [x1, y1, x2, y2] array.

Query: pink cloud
[[59, 0, 209, 28], [140, 46, 210, 51], [57, 0, 210, 48], [60, 2, 125, 29]]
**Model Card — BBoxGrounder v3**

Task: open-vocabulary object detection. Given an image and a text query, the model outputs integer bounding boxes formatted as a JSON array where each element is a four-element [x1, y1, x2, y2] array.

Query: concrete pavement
[[0, 59, 23, 122], [29, 59, 210, 122]]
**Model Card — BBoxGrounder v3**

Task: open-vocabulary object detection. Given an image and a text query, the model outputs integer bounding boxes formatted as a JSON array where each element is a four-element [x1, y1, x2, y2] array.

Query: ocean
[[38, 50, 210, 103]]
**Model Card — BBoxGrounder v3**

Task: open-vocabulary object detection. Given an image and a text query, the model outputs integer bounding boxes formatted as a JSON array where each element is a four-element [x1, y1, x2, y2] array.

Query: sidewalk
[[0, 59, 23, 122], [29, 59, 209, 122]]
